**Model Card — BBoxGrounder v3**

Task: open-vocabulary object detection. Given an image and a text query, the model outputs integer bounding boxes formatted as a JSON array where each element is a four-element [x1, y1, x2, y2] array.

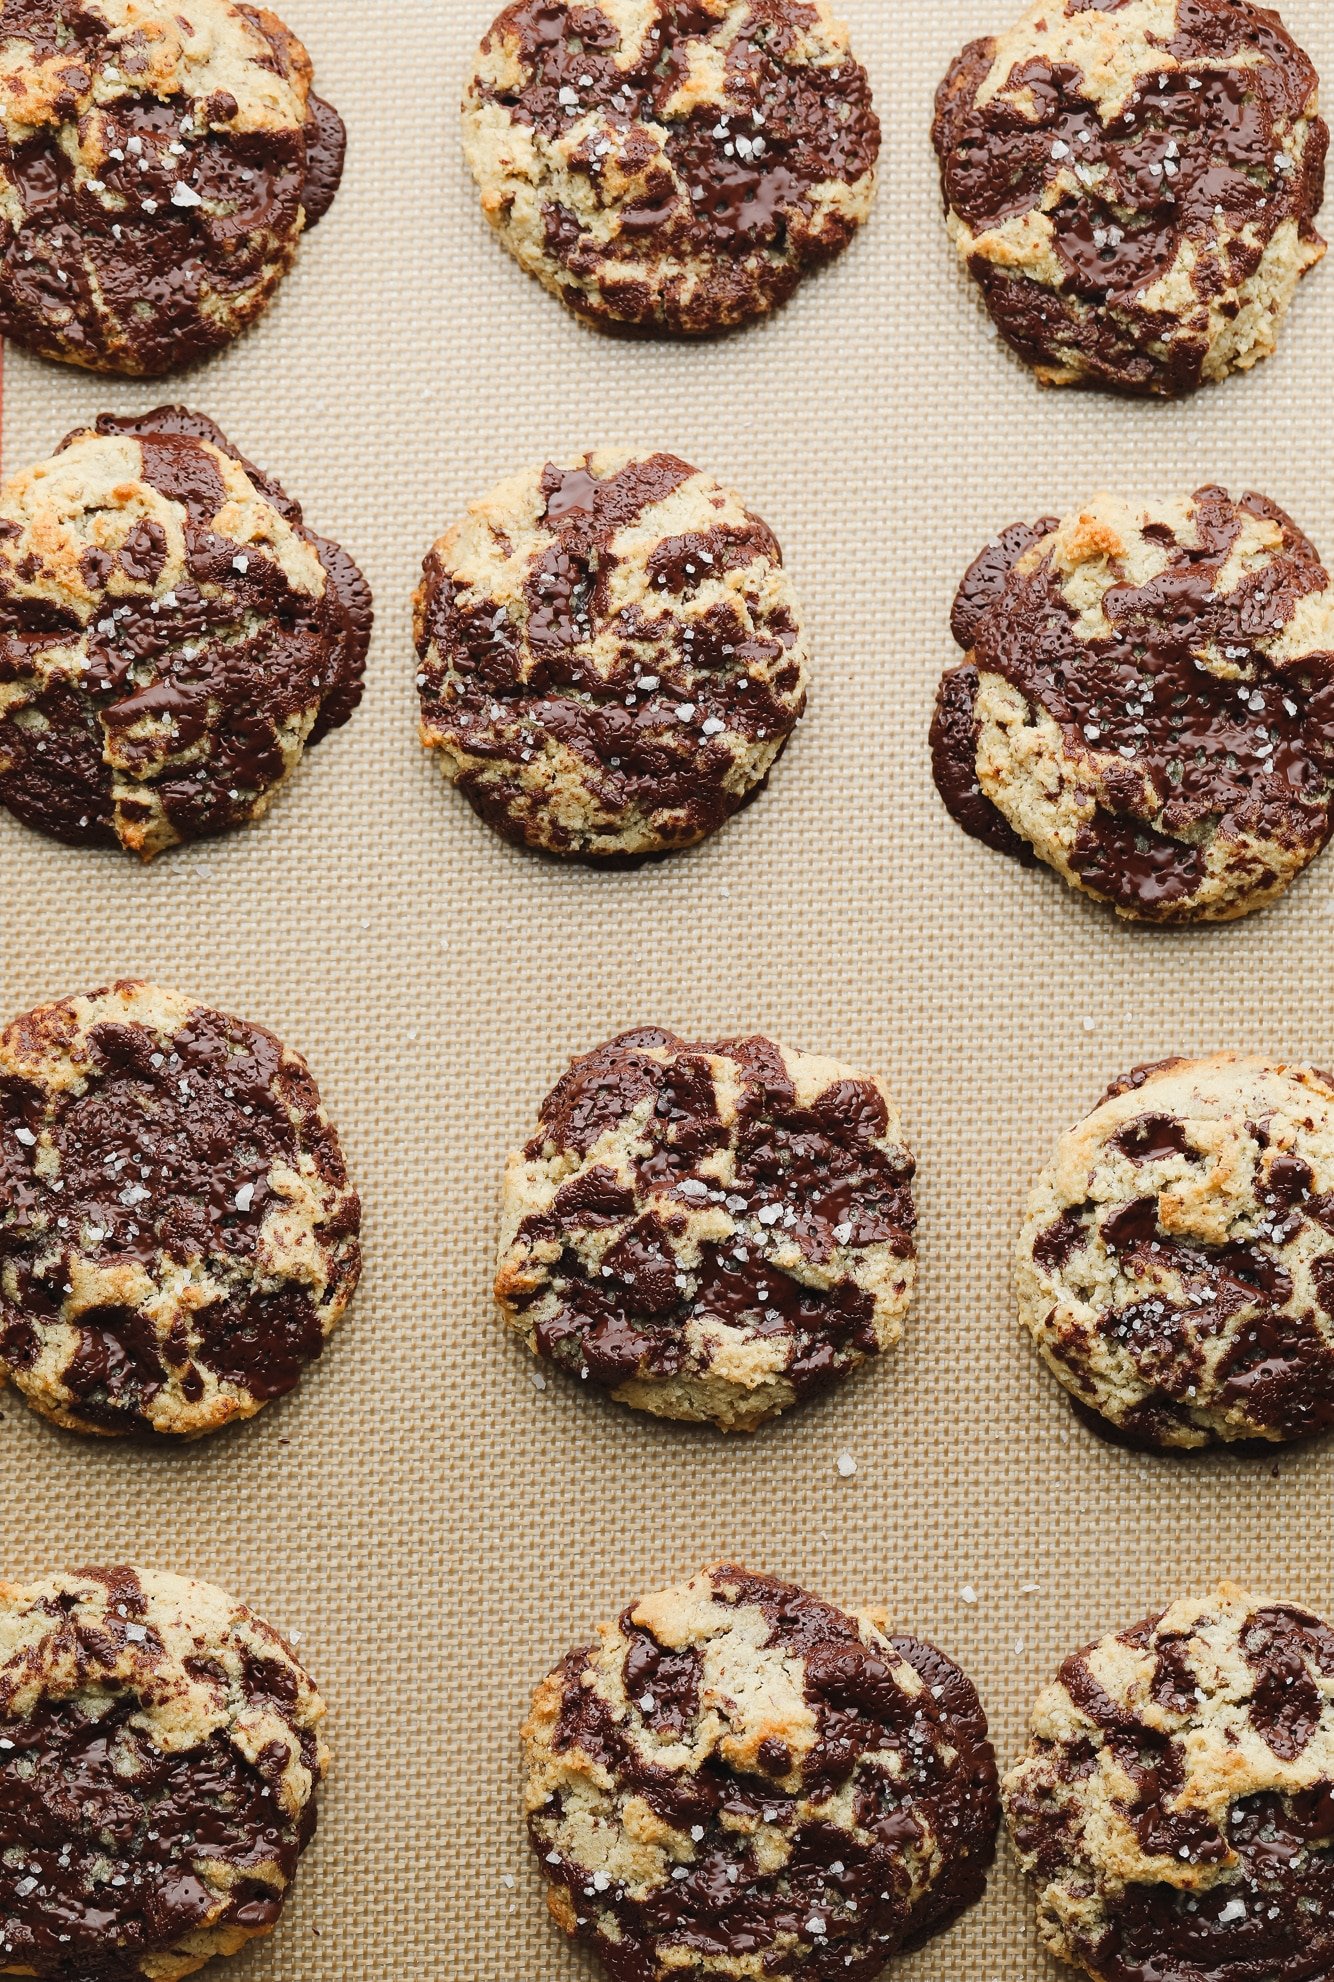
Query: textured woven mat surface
[[3, 1, 1334, 1976]]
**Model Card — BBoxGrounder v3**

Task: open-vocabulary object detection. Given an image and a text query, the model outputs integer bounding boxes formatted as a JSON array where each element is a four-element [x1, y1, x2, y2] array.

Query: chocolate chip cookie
[[0, 980, 361, 1439], [0, 407, 372, 858], [463, 0, 879, 334], [524, 1563, 999, 1980], [415, 451, 808, 860], [0, 0, 347, 375], [1005, 1582, 1334, 1982], [1017, 1055, 1334, 1450], [932, 489, 1334, 922], [496, 1028, 916, 1429], [0, 1565, 326, 1979], [933, 0, 1328, 395]]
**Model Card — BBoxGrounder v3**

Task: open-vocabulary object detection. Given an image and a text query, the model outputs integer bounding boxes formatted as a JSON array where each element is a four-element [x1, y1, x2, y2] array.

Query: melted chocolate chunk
[[0, 407, 370, 852], [1033, 1206, 1092, 1273], [888, 1635, 1000, 1949], [417, 455, 805, 859], [0, 1693, 310, 1976], [475, 0, 880, 332], [1240, 1604, 1334, 1759], [1266, 1152, 1314, 1210], [0, 998, 359, 1430], [1217, 1302, 1334, 1438], [529, 1026, 676, 1158], [929, 664, 1036, 863], [932, 5, 1328, 395], [0, 6, 346, 373], [512, 1031, 914, 1410], [534, 1570, 997, 1979], [950, 517, 1061, 650], [300, 94, 346, 227], [1111, 1115, 1192, 1163], [620, 1613, 702, 1740], [934, 489, 1334, 918]]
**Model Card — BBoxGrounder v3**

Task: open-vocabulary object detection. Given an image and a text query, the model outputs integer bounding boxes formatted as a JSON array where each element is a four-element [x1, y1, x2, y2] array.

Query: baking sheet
[[3, 2, 1334, 1975]]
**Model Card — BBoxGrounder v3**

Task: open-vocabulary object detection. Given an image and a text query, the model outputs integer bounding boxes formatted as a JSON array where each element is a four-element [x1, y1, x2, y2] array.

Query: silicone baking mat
[[3, 1, 1334, 1976]]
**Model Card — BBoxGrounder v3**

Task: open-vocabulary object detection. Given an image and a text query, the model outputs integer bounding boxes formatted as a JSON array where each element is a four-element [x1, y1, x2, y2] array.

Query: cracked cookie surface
[[932, 0, 1328, 395], [0, 1564, 326, 1980], [463, 0, 879, 334], [0, 407, 371, 858], [415, 451, 808, 860], [496, 1027, 915, 1429], [0, 0, 346, 375], [1005, 1582, 1334, 1982], [1016, 1054, 1334, 1449], [931, 488, 1334, 923], [0, 979, 361, 1438], [524, 1563, 999, 1980]]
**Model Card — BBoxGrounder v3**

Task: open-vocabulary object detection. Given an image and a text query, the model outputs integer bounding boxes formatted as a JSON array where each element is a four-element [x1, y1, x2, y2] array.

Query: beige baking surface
[[3, 1, 1334, 1976]]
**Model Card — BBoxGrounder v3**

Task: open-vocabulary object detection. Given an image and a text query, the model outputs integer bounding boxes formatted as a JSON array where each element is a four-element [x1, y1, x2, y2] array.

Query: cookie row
[[5, 989, 1333, 1455], [5, 1560, 1324, 1982], [524, 1563, 1334, 1982], [501, 1032, 1334, 1450], [4, 412, 1332, 925], [471, 0, 1330, 395], [2, 0, 1326, 402]]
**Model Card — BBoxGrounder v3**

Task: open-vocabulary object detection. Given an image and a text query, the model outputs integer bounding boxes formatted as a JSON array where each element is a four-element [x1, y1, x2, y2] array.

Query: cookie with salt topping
[[0, 1565, 326, 1978], [462, 0, 880, 333], [933, 0, 1328, 395], [524, 1563, 999, 1980], [0, 406, 371, 859], [0, 0, 348, 375], [496, 1027, 916, 1429], [1006, 1582, 1334, 1981], [931, 488, 1334, 922], [415, 449, 808, 860], [1017, 1054, 1334, 1449], [0, 979, 361, 1438]]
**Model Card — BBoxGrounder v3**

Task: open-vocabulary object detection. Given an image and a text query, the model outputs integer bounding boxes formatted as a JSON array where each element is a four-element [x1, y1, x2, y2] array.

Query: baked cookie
[[524, 1564, 999, 1980], [462, 0, 879, 335], [931, 489, 1334, 923], [1005, 1582, 1334, 1982], [0, 0, 347, 375], [933, 0, 1328, 396], [496, 1028, 915, 1430], [0, 1565, 326, 1979], [0, 980, 361, 1439], [415, 451, 808, 860], [1016, 1055, 1334, 1450], [0, 407, 372, 858]]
